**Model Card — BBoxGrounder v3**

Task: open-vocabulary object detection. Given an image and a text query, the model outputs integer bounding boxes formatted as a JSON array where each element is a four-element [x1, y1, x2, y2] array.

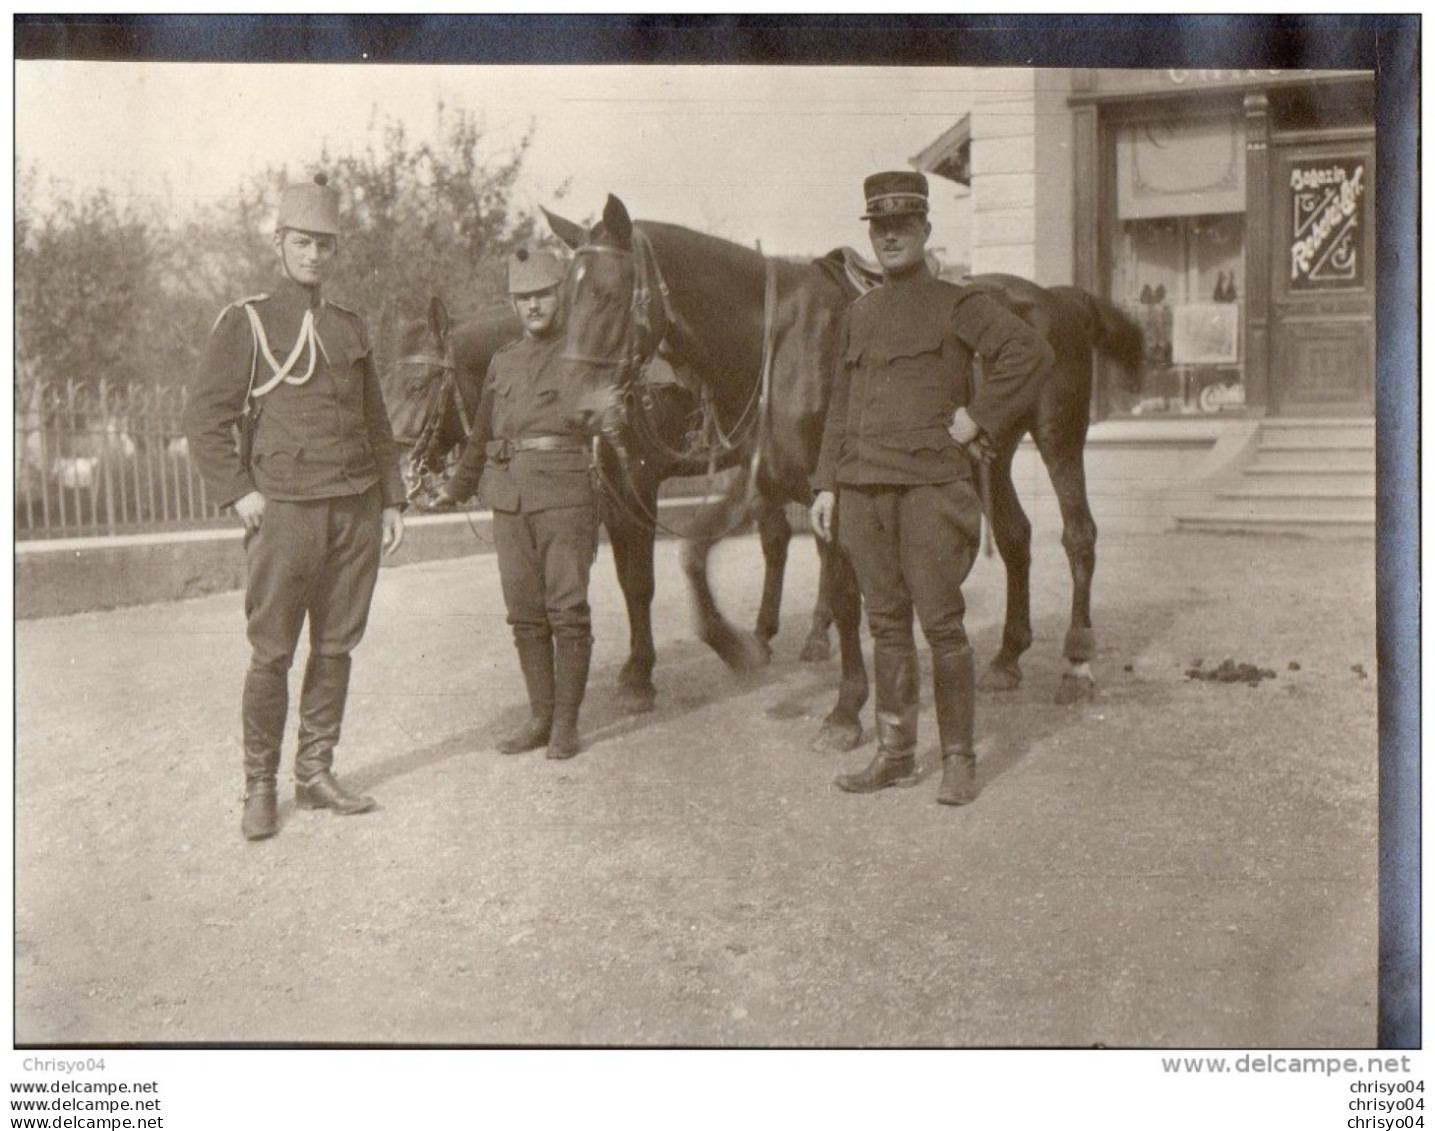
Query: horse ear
[[543, 207, 589, 250], [428, 296, 450, 340], [603, 195, 633, 247]]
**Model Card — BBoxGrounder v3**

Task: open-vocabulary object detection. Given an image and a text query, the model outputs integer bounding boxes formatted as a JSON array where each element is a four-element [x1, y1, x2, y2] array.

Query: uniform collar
[[271, 274, 324, 314], [882, 262, 935, 290]]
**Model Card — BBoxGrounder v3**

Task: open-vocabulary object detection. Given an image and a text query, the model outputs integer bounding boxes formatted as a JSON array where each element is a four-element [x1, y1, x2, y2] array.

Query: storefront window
[[1105, 114, 1249, 418]]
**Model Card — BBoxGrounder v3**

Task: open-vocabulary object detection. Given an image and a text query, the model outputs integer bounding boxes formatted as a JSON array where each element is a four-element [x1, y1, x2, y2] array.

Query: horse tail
[[1056, 287, 1144, 390]]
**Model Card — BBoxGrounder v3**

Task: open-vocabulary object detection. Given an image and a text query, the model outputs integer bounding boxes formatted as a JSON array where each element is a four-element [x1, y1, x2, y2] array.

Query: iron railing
[[15, 380, 227, 540]]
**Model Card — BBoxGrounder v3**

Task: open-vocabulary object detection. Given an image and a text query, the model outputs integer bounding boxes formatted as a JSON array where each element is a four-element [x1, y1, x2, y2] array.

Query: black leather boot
[[498, 634, 555, 754], [933, 645, 978, 806], [241, 667, 287, 840], [294, 654, 375, 815], [296, 770, 377, 815], [546, 635, 592, 760], [836, 647, 919, 793]]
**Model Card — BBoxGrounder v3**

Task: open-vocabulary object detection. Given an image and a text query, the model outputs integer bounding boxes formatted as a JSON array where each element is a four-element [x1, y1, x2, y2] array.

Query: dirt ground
[[14, 526, 1380, 1047]]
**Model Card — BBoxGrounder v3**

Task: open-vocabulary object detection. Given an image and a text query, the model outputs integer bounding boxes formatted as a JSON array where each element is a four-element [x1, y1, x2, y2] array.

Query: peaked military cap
[[276, 173, 341, 236], [861, 170, 930, 220], [507, 244, 566, 294]]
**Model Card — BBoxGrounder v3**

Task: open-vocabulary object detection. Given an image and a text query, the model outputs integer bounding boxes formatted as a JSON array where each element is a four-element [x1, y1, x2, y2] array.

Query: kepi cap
[[861, 170, 929, 220], [276, 173, 341, 236], [507, 244, 566, 294]]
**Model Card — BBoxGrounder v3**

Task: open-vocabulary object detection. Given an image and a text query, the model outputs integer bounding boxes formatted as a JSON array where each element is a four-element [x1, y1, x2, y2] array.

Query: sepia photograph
[[7, 12, 1421, 1125]]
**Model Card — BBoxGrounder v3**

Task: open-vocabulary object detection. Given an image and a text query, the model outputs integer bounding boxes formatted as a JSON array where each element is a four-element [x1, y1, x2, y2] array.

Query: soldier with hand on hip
[[184, 173, 406, 841], [810, 171, 1053, 806], [434, 245, 599, 761]]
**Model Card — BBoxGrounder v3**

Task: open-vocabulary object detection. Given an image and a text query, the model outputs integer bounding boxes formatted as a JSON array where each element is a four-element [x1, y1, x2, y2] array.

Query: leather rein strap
[[579, 231, 779, 539]]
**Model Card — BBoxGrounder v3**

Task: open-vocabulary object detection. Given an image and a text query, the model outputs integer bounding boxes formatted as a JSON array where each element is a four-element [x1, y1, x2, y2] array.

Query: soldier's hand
[[234, 490, 266, 531], [948, 407, 981, 445], [949, 408, 996, 466], [966, 432, 997, 466], [418, 490, 457, 514], [382, 507, 405, 556], [810, 490, 837, 543]]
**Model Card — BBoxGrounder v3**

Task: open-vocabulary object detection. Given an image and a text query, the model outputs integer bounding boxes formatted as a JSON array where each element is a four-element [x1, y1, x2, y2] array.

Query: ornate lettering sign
[[1289, 160, 1366, 289]]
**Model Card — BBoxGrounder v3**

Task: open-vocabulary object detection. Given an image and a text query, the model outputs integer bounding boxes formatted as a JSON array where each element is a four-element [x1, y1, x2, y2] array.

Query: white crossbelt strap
[[244, 303, 329, 397]]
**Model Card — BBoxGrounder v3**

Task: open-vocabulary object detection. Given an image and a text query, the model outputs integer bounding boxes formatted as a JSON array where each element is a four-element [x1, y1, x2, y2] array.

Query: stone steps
[[1173, 418, 1375, 538]]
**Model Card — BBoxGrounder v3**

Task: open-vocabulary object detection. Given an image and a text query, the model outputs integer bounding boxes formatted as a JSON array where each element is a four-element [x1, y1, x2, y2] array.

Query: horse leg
[[978, 449, 1034, 693], [752, 494, 790, 649], [604, 498, 660, 714], [799, 534, 835, 663], [1039, 438, 1098, 704], [679, 473, 771, 672], [811, 538, 867, 752]]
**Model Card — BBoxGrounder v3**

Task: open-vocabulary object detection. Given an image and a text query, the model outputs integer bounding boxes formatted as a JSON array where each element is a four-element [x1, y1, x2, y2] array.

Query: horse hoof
[[798, 635, 831, 663], [811, 719, 863, 753], [617, 687, 657, 714], [978, 663, 1022, 693], [1055, 672, 1096, 705], [733, 635, 772, 673]]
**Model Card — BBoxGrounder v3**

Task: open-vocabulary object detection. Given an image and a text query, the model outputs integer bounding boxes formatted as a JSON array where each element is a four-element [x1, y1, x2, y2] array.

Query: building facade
[[913, 67, 1377, 535], [917, 66, 1376, 424]]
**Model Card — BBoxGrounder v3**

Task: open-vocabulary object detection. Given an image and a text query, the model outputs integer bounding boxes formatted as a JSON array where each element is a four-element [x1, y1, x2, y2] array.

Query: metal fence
[[15, 380, 227, 540]]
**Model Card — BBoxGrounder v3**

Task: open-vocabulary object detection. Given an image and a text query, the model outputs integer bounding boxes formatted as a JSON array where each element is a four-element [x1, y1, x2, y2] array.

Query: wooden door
[[1269, 138, 1375, 415]]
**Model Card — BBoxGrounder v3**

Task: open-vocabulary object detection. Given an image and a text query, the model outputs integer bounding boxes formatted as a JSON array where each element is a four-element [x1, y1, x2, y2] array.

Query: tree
[[16, 103, 557, 394], [217, 103, 557, 371], [14, 175, 159, 391]]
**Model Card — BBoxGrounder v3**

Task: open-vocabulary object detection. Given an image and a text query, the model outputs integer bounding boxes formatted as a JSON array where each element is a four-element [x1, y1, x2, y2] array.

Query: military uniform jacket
[[812, 269, 1054, 492], [184, 279, 405, 510], [445, 331, 595, 513]]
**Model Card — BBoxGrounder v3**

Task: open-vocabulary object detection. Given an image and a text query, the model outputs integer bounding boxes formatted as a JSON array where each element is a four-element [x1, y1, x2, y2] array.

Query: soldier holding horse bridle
[[432, 245, 600, 760]]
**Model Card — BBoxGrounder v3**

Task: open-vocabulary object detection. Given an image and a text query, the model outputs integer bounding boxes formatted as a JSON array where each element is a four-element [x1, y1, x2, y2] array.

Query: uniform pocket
[[873, 327, 946, 364], [254, 446, 303, 481]]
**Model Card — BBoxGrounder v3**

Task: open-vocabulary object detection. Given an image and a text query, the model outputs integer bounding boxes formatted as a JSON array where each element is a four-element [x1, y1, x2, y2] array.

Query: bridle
[[564, 227, 779, 538], [394, 345, 471, 502], [563, 228, 673, 384]]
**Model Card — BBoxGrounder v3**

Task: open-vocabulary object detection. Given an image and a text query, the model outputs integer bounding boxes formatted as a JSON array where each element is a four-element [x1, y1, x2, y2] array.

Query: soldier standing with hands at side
[[434, 245, 598, 761], [185, 173, 406, 841], [810, 171, 1054, 806]]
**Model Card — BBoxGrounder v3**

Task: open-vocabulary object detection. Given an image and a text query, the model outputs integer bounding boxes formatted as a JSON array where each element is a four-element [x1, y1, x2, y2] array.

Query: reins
[[572, 230, 778, 540]]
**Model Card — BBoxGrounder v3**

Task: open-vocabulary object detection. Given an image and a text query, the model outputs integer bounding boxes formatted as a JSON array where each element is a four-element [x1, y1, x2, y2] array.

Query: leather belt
[[487, 435, 588, 461]]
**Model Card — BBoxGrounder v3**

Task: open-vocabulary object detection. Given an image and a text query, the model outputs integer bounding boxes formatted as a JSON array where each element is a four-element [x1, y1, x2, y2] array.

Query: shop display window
[[1105, 113, 1249, 418]]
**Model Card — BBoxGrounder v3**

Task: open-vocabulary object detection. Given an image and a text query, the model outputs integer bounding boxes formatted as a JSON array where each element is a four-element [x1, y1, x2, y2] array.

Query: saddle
[[816, 247, 951, 298], [817, 247, 884, 297]]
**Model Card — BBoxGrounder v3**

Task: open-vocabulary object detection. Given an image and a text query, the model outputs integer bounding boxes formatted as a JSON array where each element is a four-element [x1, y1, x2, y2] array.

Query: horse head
[[545, 195, 671, 447], [385, 296, 463, 504], [386, 296, 455, 446]]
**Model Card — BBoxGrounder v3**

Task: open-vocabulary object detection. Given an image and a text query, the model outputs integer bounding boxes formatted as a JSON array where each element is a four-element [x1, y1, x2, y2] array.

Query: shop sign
[[1289, 160, 1366, 289]]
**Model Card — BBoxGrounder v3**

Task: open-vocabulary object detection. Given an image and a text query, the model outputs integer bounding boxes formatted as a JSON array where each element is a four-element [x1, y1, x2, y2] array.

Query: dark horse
[[382, 295, 831, 714], [551, 195, 1144, 750]]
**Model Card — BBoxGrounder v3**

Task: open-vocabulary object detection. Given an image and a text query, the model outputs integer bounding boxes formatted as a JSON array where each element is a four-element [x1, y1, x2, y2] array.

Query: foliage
[[15, 104, 554, 393], [14, 176, 158, 394]]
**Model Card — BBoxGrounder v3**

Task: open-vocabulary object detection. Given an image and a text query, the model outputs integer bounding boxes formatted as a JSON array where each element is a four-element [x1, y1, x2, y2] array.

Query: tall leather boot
[[933, 645, 978, 806], [836, 647, 920, 793], [240, 667, 287, 841], [498, 634, 556, 754], [294, 653, 376, 815], [546, 635, 592, 760]]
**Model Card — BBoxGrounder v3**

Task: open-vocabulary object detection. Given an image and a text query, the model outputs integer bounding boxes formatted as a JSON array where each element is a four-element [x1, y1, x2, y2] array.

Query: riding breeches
[[493, 504, 599, 644], [243, 485, 383, 674], [837, 480, 982, 655]]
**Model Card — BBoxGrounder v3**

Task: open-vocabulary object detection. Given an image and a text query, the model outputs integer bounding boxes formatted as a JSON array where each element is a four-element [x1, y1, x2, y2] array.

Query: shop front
[[1069, 68, 1376, 422]]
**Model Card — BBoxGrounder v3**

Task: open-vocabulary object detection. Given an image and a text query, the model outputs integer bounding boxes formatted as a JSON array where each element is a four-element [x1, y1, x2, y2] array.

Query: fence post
[[98, 378, 118, 535]]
